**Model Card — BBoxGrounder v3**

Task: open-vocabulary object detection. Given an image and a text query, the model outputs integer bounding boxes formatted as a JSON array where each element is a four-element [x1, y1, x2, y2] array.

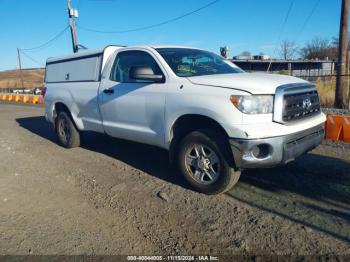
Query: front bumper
[[229, 124, 325, 168]]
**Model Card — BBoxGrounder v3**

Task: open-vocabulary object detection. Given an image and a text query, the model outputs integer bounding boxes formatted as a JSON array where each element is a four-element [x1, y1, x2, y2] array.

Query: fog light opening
[[251, 144, 271, 159]]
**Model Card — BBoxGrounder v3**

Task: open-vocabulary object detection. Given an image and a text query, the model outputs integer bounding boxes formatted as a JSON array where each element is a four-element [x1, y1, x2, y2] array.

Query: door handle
[[103, 88, 114, 94]]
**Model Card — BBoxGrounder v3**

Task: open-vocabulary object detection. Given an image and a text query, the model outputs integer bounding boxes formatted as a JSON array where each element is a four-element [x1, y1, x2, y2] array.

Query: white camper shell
[[45, 46, 122, 83]]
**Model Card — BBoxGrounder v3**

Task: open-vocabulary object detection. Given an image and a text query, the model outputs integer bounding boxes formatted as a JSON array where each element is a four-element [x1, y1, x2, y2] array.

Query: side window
[[110, 51, 163, 83]]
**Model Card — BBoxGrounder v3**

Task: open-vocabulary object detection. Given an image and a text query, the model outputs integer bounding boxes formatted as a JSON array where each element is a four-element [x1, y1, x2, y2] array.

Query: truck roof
[[46, 45, 202, 64], [46, 46, 120, 64], [150, 45, 201, 50], [45, 44, 205, 83]]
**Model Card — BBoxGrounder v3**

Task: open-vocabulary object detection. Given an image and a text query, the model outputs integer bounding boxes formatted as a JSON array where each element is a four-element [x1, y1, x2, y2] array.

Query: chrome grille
[[283, 90, 320, 121], [274, 84, 321, 124]]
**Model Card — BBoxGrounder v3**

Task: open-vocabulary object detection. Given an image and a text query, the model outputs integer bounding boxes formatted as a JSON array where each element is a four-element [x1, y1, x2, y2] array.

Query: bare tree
[[331, 35, 350, 58], [300, 37, 336, 60], [240, 51, 252, 56], [279, 40, 298, 60]]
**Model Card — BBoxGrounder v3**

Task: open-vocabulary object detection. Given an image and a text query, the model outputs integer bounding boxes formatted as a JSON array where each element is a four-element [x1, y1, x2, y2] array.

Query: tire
[[177, 129, 241, 195], [55, 111, 80, 148]]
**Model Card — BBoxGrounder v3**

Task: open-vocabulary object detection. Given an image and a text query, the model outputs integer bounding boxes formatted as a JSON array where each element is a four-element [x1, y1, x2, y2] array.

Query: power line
[[278, 0, 295, 39], [298, 0, 320, 36], [271, 0, 321, 73], [267, 0, 295, 71], [19, 50, 45, 67], [272, 0, 295, 53], [20, 26, 70, 51], [87, 0, 118, 1], [77, 0, 221, 34]]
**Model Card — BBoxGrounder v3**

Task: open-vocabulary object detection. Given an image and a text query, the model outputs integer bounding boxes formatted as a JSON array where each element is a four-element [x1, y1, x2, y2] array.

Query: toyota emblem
[[302, 97, 312, 110]]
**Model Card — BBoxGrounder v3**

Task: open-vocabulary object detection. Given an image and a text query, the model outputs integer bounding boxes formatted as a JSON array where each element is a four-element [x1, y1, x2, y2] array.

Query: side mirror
[[129, 66, 164, 83]]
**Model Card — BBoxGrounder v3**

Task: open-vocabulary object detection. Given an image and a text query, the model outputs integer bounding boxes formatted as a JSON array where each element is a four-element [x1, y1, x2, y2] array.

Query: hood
[[187, 73, 310, 94]]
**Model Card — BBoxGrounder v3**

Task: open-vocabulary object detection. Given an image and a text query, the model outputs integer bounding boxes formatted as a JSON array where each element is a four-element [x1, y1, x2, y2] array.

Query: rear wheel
[[56, 111, 80, 148], [177, 129, 240, 195]]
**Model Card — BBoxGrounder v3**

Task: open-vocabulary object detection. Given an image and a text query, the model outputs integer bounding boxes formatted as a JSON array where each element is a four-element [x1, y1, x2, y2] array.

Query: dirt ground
[[0, 103, 349, 257]]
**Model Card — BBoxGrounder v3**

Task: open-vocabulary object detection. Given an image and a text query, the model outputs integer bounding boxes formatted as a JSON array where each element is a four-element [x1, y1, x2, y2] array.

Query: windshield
[[156, 48, 244, 77]]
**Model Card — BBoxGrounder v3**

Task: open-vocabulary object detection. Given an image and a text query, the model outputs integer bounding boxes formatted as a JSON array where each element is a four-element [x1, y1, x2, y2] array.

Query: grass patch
[[315, 77, 336, 107], [316, 76, 350, 108]]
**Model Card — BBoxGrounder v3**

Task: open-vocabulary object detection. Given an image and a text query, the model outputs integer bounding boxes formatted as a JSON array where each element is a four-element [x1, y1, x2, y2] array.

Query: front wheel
[[177, 129, 241, 195]]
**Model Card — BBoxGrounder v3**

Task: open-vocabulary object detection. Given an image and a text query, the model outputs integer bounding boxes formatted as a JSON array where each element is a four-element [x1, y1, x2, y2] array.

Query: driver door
[[99, 50, 166, 147]]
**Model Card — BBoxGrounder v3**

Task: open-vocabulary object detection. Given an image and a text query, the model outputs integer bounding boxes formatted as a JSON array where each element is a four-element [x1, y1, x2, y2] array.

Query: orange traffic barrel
[[32, 96, 39, 104], [343, 116, 350, 143], [23, 96, 29, 103], [325, 115, 343, 141], [15, 95, 23, 102]]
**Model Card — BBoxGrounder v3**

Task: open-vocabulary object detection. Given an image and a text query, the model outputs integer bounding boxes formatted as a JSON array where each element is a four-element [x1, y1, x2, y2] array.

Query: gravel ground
[[322, 107, 350, 115], [0, 103, 350, 258]]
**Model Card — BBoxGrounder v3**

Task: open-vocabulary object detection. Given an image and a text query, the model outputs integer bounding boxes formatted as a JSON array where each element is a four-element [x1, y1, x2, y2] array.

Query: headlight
[[230, 95, 273, 114]]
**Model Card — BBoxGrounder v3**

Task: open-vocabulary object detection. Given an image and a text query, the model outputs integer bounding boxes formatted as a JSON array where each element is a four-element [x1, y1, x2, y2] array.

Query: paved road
[[0, 103, 349, 256]]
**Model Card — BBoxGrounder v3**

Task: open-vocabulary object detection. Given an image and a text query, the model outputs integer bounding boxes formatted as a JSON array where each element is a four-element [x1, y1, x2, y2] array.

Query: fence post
[[288, 62, 292, 76]]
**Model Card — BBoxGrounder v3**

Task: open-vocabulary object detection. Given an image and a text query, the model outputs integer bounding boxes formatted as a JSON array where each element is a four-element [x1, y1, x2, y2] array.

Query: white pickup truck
[[44, 45, 326, 194]]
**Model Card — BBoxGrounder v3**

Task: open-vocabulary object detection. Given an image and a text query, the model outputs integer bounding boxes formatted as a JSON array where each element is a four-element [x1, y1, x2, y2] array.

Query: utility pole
[[66, 0, 79, 53], [17, 48, 24, 90], [335, 0, 349, 108], [347, 49, 350, 108]]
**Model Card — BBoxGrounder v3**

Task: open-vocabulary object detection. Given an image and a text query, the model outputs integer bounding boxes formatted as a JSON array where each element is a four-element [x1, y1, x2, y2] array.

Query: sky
[[0, 0, 343, 71]]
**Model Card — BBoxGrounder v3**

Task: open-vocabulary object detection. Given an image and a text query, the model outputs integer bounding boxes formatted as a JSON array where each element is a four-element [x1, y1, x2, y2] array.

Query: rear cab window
[[110, 51, 163, 83]]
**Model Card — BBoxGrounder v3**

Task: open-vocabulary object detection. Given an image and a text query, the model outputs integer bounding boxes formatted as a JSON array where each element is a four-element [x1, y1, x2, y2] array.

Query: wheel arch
[[53, 101, 82, 130], [168, 114, 234, 167]]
